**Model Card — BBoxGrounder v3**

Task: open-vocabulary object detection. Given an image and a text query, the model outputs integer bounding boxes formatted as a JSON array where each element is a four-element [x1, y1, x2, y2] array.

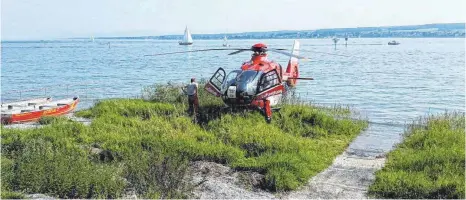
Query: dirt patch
[[188, 152, 386, 199], [189, 161, 276, 199]]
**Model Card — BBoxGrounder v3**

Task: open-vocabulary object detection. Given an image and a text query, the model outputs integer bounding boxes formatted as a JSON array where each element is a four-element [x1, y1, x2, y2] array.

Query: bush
[[4, 138, 125, 198], [38, 116, 69, 125], [368, 112, 465, 199]]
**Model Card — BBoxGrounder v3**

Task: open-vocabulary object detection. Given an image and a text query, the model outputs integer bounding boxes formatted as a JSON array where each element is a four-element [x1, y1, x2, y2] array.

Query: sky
[[1, 0, 465, 40]]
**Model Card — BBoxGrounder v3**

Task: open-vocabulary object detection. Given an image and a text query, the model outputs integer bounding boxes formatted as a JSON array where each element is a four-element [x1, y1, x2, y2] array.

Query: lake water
[[1, 38, 464, 156]]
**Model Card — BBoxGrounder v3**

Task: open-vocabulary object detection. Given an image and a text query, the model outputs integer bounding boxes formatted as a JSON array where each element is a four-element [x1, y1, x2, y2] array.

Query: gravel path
[[281, 153, 385, 199], [189, 152, 386, 199]]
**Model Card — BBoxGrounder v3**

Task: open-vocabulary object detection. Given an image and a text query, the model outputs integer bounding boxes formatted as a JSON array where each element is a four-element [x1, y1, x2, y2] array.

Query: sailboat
[[179, 26, 193, 45], [222, 36, 229, 47]]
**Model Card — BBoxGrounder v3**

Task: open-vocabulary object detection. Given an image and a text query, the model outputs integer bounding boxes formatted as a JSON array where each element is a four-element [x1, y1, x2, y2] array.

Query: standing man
[[185, 78, 199, 115]]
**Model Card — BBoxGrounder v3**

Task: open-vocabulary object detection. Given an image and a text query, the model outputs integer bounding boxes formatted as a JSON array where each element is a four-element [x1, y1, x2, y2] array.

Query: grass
[[1, 83, 367, 198], [368, 112, 465, 199], [1, 191, 25, 199]]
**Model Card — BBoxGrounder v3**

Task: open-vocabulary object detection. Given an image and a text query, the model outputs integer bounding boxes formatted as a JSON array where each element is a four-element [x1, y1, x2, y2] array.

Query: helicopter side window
[[258, 70, 280, 93]]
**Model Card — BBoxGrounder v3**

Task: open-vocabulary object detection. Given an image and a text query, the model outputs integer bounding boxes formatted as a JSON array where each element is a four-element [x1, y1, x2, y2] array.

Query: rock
[[375, 154, 386, 159], [188, 161, 275, 199], [123, 188, 138, 199], [25, 193, 56, 199], [90, 147, 103, 155]]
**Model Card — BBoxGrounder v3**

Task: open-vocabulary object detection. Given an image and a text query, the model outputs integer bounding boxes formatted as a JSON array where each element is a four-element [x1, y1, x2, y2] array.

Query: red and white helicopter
[[146, 40, 313, 122]]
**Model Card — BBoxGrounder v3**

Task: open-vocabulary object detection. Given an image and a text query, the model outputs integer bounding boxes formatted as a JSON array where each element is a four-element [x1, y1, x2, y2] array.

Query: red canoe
[[1, 97, 79, 124]]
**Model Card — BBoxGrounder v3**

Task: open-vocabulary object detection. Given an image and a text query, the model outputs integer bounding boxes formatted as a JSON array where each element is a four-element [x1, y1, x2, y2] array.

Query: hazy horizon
[[2, 0, 465, 40]]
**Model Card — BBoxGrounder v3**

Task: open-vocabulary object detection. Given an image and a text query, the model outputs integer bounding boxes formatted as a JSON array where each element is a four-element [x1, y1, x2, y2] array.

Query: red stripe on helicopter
[[255, 85, 284, 100]]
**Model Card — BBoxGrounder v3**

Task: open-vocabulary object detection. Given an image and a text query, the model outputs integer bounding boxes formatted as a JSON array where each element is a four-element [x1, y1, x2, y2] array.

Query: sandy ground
[[189, 152, 386, 199]]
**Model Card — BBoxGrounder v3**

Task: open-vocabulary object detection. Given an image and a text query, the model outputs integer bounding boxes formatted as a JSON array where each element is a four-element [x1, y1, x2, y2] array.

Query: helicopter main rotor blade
[[288, 77, 314, 80], [228, 48, 288, 55], [269, 49, 308, 59], [298, 49, 352, 57], [144, 48, 247, 56], [228, 49, 249, 55]]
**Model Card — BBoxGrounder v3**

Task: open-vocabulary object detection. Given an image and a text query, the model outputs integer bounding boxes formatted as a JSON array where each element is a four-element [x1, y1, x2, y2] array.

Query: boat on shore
[[179, 26, 193, 45], [388, 40, 400, 45], [1, 97, 79, 124]]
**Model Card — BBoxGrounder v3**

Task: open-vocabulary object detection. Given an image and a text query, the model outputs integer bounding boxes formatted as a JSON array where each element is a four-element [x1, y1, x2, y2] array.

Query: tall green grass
[[369, 112, 465, 199], [2, 83, 367, 198]]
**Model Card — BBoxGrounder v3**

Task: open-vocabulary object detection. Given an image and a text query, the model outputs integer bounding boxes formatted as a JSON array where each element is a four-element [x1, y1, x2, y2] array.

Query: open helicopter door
[[205, 68, 226, 97]]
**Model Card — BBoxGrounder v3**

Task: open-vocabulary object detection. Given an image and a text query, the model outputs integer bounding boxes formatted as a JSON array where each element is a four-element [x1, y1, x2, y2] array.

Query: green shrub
[[38, 116, 69, 125], [369, 112, 465, 199], [5, 138, 125, 198], [75, 109, 93, 118]]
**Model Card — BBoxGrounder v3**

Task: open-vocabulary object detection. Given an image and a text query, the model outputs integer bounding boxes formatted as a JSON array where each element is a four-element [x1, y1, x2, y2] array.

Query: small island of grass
[[1, 83, 367, 199]]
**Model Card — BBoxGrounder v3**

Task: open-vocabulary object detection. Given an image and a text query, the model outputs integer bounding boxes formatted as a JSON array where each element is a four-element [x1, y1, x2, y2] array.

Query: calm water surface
[[1, 38, 464, 156]]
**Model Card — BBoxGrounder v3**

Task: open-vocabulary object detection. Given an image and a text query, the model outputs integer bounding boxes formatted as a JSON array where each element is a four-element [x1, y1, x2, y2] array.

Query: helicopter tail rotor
[[285, 40, 301, 87]]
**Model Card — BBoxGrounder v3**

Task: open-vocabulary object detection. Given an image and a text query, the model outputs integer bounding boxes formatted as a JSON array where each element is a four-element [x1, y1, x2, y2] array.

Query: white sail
[[183, 26, 193, 43], [222, 36, 228, 46]]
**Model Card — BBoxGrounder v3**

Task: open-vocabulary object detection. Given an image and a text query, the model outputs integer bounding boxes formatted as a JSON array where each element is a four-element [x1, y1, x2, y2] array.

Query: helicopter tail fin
[[285, 40, 300, 87]]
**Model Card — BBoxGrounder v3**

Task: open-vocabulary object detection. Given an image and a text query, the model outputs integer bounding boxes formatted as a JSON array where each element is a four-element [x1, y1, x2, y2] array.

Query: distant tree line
[[96, 23, 465, 40]]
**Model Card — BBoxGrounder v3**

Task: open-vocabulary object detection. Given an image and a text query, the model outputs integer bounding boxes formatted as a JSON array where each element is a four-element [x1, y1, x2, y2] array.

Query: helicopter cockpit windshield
[[236, 70, 262, 95], [236, 70, 258, 83], [222, 70, 241, 92]]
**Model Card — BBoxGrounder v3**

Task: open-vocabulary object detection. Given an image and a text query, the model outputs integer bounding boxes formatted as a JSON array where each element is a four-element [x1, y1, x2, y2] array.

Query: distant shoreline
[[2, 23, 464, 42], [2, 37, 465, 43], [86, 23, 465, 40]]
